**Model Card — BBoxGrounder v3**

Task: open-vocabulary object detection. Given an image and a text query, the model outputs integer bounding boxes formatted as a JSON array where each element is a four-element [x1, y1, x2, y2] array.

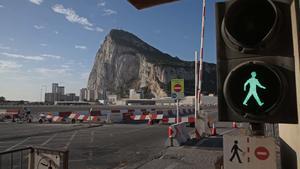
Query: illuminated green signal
[[242, 71, 266, 107]]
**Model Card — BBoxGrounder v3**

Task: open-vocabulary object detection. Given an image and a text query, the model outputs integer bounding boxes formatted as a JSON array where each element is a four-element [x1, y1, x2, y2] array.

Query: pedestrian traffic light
[[216, 0, 298, 123]]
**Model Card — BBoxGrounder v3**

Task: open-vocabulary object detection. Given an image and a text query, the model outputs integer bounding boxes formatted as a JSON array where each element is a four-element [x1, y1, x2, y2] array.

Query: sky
[[0, 0, 218, 101]]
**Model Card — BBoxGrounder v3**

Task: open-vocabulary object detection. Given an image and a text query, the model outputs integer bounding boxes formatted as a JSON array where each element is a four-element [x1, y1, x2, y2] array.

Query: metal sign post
[[176, 99, 179, 124], [171, 79, 184, 124]]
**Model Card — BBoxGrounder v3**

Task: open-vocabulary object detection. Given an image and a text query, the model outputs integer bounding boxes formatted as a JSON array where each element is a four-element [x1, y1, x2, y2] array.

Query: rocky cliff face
[[87, 29, 216, 99]]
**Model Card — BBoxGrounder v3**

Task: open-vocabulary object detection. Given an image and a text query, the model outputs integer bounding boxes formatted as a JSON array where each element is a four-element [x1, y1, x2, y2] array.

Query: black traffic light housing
[[216, 0, 298, 123]]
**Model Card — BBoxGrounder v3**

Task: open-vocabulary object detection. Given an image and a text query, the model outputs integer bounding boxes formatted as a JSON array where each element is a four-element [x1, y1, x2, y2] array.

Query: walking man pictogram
[[230, 140, 243, 163], [243, 71, 266, 106]]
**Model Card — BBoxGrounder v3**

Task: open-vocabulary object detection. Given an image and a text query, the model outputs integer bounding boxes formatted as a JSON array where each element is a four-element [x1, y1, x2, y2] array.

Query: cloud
[[52, 4, 105, 33], [84, 26, 104, 32], [75, 45, 87, 50], [0, 52, 61, 61], [61, 65, 70, 68], [84, 26, 94, 31], [42, 54, 62, 59], [1, 52, 44, 61], [97, 0, 106, 7], [0, 44, 11, 50], [40, 43, 48, 47], [54, 31, 59, 34], [34, 25, 45, 30], [103, 9, 117, 16], [52, 4, 93, 27], [34, 68, 70, 76], [96, 27, 104, 32], [29, 0, 43, 5], [0, 60, 22, 73], [0, 5, 4, 8]]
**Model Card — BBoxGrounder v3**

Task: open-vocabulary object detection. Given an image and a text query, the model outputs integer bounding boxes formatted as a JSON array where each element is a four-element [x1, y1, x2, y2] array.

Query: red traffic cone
[[168, 126, 173, 138], [232, 122, 238, 128], [211, 123, 217, 136]]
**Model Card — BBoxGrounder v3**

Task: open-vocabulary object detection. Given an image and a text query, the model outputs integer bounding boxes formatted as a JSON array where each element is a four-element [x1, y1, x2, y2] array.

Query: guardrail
[[0, 146, 68, 169]]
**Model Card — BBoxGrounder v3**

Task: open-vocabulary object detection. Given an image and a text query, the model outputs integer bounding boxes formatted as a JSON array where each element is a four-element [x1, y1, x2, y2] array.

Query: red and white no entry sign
[[255, 146, 269, 160], [174, 84, 182, 92]]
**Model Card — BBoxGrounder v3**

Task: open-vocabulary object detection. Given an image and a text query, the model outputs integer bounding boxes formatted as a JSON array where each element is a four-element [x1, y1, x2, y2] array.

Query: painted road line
[[41, 134, 57, 146], [5, 137, 31, 151], [64, 131, 78, 148]]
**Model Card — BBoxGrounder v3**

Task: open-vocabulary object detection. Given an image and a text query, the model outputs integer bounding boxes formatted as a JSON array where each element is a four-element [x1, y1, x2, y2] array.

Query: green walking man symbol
[[243, 71, 266, 107]]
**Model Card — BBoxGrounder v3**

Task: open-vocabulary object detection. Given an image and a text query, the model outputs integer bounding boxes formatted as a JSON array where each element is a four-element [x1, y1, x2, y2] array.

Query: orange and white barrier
[[162, 116, 195, 124], [40, 107, 195, 124]]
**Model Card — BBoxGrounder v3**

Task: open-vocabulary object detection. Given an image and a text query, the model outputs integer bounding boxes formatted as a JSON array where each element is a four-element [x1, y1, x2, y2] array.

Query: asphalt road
[[0, 123, 168, 169]]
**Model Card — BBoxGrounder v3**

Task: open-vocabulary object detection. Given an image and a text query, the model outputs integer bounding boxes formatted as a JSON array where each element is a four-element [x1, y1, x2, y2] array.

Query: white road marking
[[40, 134, 57, 146], [5, 137, 31, 151], [64, 131, 78, 148]]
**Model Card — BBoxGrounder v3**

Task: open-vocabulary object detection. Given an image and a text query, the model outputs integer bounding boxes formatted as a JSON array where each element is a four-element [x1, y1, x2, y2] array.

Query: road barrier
[[167, 122, 191, 146], [162, 116, 195, 124], [29, 107, 195, 124]]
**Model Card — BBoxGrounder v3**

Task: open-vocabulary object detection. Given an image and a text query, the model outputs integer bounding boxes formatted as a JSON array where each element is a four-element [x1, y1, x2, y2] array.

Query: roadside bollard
[[168, 126, 174, 146]]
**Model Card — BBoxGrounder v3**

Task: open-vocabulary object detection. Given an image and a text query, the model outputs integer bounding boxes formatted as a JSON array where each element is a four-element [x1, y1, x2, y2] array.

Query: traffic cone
[[168, 126, 173, 138], [232, 122, 238, 128], [168, 126, 174, 146], [211, 123, 217, 136]]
